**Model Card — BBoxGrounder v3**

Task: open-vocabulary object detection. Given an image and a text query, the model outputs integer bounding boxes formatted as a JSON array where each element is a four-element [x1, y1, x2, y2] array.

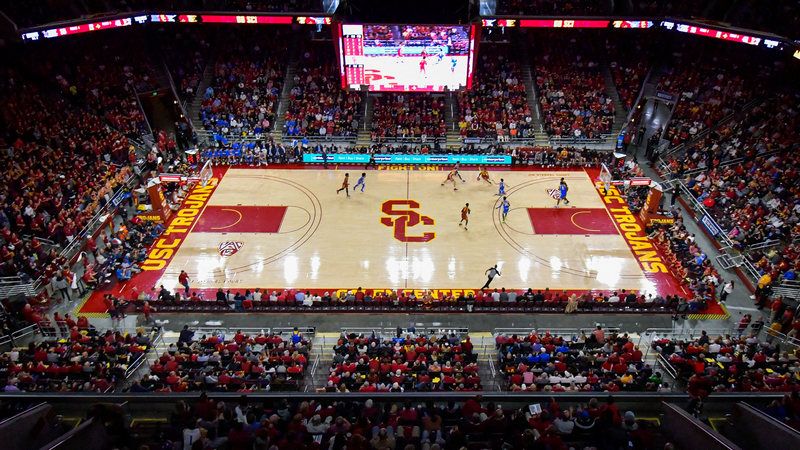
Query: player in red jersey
[[476, 166, 494, 185], [336, 173, 350, 198], [459, 203, 471, 230], [441, 169, 458, 191], [420, 56, 427, 74]]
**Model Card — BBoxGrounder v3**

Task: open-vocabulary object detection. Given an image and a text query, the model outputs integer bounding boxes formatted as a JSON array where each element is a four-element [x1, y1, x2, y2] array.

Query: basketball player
[[453, 161, 465, 182], [459, 203, 471, 230], [555, 177, 570, 208], [496, 196, 510, 223], [441, 169, 458, 190], [336, 173, 350, 197], [495, 178, 507, 196], [354, 172, 366, 192], [476, 166, 493, 185]]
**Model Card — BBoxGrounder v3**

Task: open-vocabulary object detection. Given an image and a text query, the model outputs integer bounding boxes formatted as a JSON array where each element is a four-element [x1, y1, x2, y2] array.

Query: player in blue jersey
[[495, 178, 507, 196], [453, 161, 465, 182], [451, 57, 457, 72], [354, 172, 366, 192], [555, 177, 570, 208], [496, 196, 510, 223]]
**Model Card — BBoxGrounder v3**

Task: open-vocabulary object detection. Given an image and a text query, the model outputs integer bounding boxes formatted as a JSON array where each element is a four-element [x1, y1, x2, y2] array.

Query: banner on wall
[[700, 213, 723, 237], [302, 154, 511, 165]]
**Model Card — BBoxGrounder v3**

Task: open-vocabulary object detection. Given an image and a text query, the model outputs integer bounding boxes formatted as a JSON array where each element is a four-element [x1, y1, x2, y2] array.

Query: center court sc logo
[[380, 200, 435, 243]]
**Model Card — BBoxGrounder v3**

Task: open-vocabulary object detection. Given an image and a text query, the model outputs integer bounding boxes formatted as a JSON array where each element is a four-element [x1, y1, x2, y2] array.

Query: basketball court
[[76, 165, 688, 315]]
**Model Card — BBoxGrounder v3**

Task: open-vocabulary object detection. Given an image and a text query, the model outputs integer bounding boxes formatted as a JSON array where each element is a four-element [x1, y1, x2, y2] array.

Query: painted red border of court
[[584, 167, 686, 298]]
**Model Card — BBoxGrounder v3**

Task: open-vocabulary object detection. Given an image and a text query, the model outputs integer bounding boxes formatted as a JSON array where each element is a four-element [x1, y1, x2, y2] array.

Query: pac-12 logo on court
[[218, 241, 243, 257], [545, 188, 561, 199], [380, 200, 435, 243]]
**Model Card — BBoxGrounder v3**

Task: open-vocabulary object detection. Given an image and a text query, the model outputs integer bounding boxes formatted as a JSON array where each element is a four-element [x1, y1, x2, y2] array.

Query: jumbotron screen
[[337, 24, 477, 92]]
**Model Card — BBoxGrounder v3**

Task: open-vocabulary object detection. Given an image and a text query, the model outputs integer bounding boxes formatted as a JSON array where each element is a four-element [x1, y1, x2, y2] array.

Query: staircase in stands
[[601, 65, 629, 136], [356, 94, 374, 148], [517, 40, 550, 147], [445, 93, 462, 150], [270, 35, 302, 143]]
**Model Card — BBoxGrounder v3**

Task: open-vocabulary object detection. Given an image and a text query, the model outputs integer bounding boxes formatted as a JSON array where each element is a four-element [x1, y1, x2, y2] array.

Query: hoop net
[[199, 159, 213, 187], [597, 163, 613, 190]]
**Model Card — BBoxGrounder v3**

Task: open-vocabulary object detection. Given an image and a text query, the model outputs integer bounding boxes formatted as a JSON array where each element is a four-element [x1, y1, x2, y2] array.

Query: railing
[[638, 326, 735, 359], [623, 65, 654, 126], [745, 238, 783, 252], [756, 324, 800, 350], [0, 276, 38, 299], [341, 326, 470, 340], [493, 326, 622, 339], [195, 129, 269, 143], [190, 326, 316, 339], [124, 327, 163, 380], [656, 353, 679, 386], [548, 133, 616, 146], [161, 59, 193, 132], [285, 133, 358, 142], [0, 323, 40, 349], [371, 135, 445, 144]]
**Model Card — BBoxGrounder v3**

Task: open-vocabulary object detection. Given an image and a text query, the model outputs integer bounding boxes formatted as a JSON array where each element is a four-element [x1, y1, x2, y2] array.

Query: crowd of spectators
[[1, 325, 152, 392], [516, 146, 617, 167], [533, 34, 615, 139], [657, 53, 766, 147], [371, 93, 446, 141], [660, 91, 800, 295], [652, 329, 800, 393], [151, 393, 666, 449], [457, 48, 532, 139], [128, 284, 688, 315], [323, 331, 480, 393], [138, 327, 310, 392], [0, 39, 151, 291], [283, 47, 363, 138], [664, 92, 800, 259], [496, 329, 665, 393], [649, 221, 722, 312], [198, 30, 288, 139]]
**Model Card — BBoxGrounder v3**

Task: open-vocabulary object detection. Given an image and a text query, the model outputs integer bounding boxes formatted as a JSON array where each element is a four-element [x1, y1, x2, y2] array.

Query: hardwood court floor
[[143, 167, 673, 296]]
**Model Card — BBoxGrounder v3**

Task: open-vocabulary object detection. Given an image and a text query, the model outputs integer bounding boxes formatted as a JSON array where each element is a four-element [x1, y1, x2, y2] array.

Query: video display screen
[[339, 24, 476, 92]]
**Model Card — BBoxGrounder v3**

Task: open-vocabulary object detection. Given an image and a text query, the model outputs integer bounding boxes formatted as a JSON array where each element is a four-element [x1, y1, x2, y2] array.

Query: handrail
[[161, 59, 193, 133], [0, 402, 47, 427], [656, 353, 679, 384], [548, 134, 616, 146], [623, 64, 654, 126], [675, 181, 739, 249]]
